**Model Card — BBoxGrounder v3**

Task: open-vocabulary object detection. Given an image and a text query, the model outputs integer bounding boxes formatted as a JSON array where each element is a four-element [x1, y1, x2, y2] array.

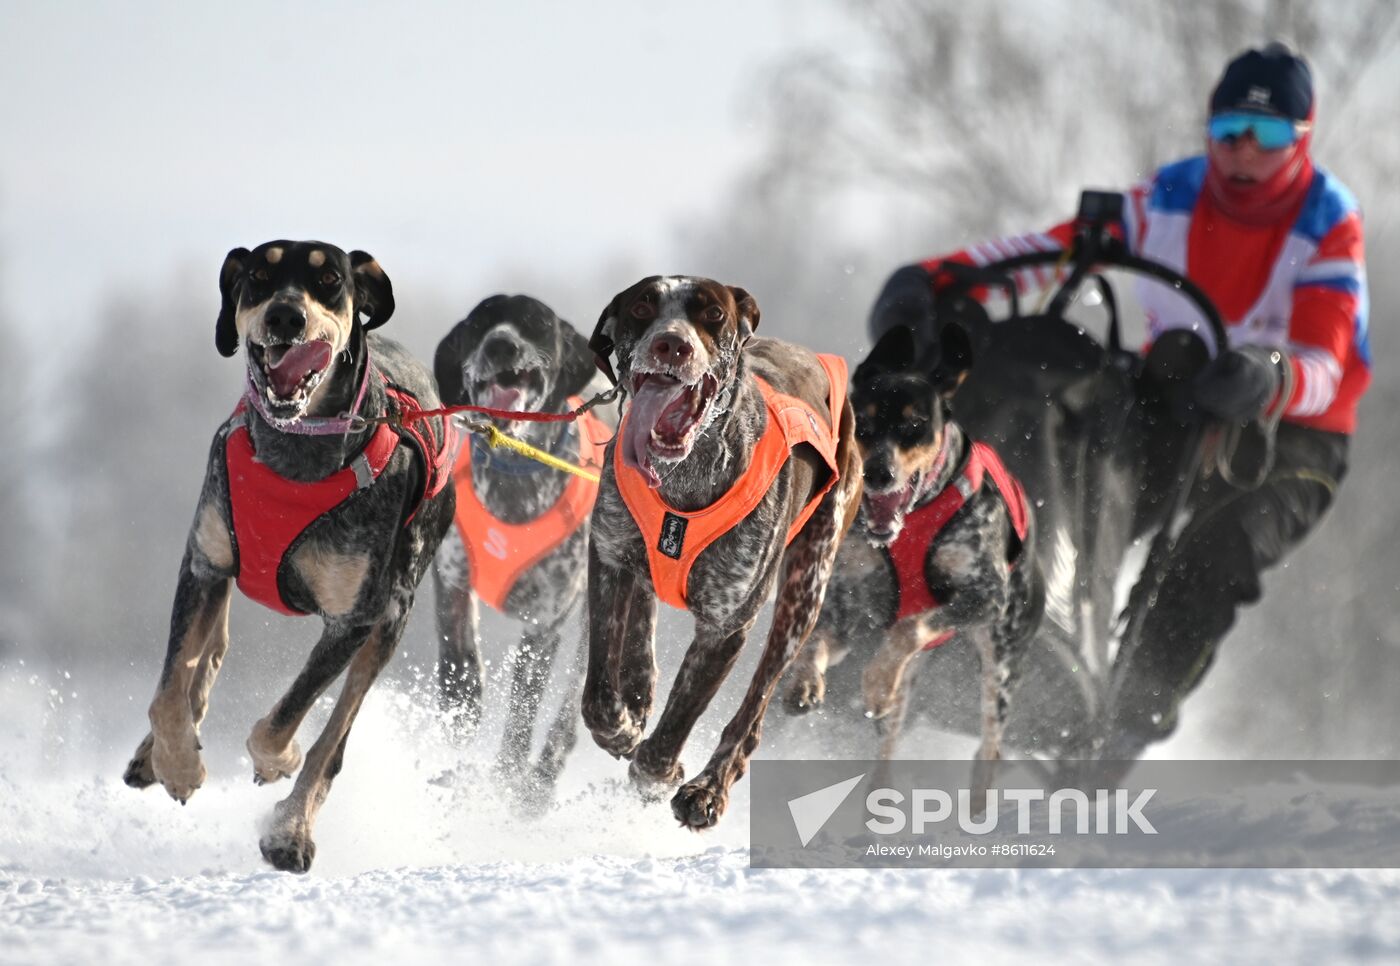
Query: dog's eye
[[250, 268, 269, 283], [702, 305, 724, 323], [630, 301, 654, 320], [901, 418, 928, 441], [319, 271, 341, 287], [855, 416, 875, 439]]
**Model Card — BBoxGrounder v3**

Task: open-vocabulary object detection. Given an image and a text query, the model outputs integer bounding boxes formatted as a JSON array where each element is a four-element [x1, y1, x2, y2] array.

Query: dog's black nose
[[482, 336, 520, 368], [265, 302, 307, 341], [865, 462, 894, 491]]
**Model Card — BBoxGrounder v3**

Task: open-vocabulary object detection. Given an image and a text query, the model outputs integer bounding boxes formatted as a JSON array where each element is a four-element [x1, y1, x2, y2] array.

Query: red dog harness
[[225, 375, 455, 616], [887, 440, 1030, 649], [451, 400, 608, 611], [615, 354, 848, 610]]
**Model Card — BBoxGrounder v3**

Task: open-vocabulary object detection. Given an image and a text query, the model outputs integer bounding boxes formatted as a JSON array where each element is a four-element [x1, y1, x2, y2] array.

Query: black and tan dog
[[783, 324, 1043, 800], [431, 294, 614, 800], [122, 240, 455, 873], [582, 275, 863, 829]]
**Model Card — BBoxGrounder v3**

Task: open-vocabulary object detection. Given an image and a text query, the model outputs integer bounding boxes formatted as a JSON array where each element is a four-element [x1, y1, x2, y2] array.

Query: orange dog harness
[[452, 400, 607, 611], [615, 355, 847, 610]]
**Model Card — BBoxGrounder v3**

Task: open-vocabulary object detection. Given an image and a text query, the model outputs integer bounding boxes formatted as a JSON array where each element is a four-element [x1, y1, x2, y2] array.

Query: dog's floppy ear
[[216, 247, 248, 357], [929, 320, 974, 393], [350, 251, 395, 330], [557, 319, 599, 401], [433, 319, 472, 405], [854, 325, 917, 384], [729, 286, 760, 340], [589, 294, 622, 386]]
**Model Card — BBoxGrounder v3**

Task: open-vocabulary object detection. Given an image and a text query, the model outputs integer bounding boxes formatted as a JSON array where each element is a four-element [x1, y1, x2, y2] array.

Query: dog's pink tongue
[[622, 380, 687, 488], [267, 341, 332, 397], [479, 385, 524, 413]]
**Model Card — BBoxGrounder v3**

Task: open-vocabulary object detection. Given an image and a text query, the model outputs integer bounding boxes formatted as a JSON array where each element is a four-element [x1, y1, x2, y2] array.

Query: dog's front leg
[[630, 621, 753, 797], [496, 620, 565, 779], [581, 542, 656, 760], [970, 626, 1012, 816], [260, 608, 408, 874], [432, 535, 483, 735], [530, 631, 585, 803], [245, 620, 383, 785], [672, 496, 844, 830], [861, 617, 942, 722], [136, 561, 234, 804], [783, 626, 832, 715]]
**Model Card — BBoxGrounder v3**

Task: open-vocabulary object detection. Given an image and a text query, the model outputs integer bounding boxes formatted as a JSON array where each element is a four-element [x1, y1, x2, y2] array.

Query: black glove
[[1191, 345, 1285, 422]]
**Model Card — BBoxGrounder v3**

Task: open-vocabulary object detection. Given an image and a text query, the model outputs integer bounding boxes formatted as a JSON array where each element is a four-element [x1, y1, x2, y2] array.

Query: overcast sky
[[0, 1, 852, 349]]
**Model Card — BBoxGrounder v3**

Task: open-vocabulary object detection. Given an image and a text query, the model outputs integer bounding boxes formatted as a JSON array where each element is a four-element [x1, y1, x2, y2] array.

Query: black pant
[[1111, 421, 1349, 741]]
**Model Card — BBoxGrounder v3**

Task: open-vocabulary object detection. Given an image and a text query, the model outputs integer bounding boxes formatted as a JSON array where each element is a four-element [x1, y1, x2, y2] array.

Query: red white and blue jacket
[[922, 157, 1369, 435]]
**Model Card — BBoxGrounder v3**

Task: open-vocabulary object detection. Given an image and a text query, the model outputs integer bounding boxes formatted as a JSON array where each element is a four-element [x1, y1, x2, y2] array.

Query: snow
[[3, 667, 1399, 964]]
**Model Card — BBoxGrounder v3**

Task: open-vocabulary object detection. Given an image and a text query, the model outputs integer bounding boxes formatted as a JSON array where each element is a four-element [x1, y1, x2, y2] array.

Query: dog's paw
[[861, 658, 905, 721], [783, 669, 826, 715], [246, 720, 303, 785], [123, 733, 157, 789], [150, 729, 206, 804], [260, 826, 316, 874], [248, 738, 302, 786], [862, 683, 898, 721], [969, 750, 1000, 818], [628, 751, 684, 802], [671, 774, 728, 830], [439, 704, 482, 745], [582, 697, 644, 760]]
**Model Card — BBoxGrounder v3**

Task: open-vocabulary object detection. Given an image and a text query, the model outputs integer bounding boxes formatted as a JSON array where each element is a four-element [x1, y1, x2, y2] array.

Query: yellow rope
[[473, 422, 601, 483]]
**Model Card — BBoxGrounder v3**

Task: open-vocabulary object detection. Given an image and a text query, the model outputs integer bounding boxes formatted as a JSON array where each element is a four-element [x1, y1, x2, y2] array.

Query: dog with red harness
[[431, 294, 615, 803], [122, 240, 456, 873], [582, 275, 863, 829], [783, 324, 1044, 802]]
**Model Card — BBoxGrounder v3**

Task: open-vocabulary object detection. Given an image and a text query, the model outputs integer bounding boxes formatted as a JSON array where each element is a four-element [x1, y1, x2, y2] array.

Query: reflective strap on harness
[[352, 454, 375, 490]]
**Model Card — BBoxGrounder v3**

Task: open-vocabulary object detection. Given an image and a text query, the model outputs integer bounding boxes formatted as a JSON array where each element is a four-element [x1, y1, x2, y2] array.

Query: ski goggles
[[1207, 112, 1309, 150]]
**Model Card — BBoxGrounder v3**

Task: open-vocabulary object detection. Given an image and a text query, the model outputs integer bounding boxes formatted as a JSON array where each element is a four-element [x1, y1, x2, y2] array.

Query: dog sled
[[858, 191, 1231, 760]]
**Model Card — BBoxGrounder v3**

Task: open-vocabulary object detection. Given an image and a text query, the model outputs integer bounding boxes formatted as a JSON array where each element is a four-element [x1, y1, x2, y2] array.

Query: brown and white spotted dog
[[122, 240, 456, 873], [782, 324, 1044, 808], [582, 275, 863, 829], [431, 294, 616, 805]]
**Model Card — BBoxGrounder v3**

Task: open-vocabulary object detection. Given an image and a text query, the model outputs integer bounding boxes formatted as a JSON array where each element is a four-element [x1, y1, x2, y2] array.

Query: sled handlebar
[[937, 193, 1229, 352]]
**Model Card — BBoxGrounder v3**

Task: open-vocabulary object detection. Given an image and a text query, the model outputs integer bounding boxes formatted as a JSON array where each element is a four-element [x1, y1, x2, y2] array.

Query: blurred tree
[[0, 295, 33, 658], [37, 273, 238, 675]]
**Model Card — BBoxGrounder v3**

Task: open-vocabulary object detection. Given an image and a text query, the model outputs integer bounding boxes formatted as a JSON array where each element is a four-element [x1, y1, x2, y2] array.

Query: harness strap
[[886, 441, 1030, 650], [224, 373, 454, 615], [451, 399, 607, 611]]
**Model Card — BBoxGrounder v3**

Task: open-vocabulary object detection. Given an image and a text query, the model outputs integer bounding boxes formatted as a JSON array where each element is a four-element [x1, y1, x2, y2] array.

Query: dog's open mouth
[[862, 472, 920, 544], [249, 340, 334, 417], [473, 365, 545, 415], [622, 370, 720, 488]]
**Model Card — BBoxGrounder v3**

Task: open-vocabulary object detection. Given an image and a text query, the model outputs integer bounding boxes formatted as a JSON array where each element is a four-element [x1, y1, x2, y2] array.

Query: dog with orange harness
[[431, 295, 615, 802], [582, 275, 863, 829]]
